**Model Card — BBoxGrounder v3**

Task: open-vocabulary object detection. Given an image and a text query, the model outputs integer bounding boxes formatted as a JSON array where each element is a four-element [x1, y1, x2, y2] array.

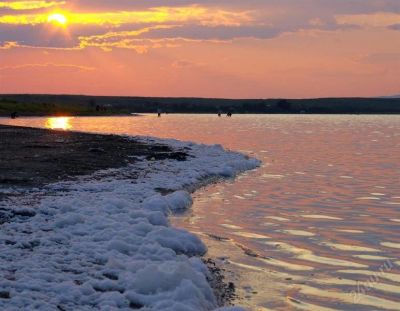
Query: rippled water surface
[[2, 115, 400, 310]]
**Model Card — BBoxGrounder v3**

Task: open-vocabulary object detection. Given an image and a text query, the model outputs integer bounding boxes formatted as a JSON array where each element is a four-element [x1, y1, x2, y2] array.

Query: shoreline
[[2, 94, 400, 115], [0, 125, 260, 310], [0, 125, 187, 190]]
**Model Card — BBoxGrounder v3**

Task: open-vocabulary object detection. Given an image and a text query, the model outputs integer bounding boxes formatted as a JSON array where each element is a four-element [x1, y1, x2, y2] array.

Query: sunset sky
[[0, 0, 399, 98]]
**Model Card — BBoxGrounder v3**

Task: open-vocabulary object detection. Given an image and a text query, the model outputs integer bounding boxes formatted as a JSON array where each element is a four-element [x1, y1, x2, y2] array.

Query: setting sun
[[47, 13, 67, 25]]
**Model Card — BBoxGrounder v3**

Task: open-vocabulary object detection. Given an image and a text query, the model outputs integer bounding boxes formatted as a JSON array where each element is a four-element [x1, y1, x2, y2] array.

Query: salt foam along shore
[[0, 136, 260, 310]]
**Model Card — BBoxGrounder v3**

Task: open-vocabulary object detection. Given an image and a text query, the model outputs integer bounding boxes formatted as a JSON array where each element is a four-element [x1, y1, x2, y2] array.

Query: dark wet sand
[[0, 124, 187, 189]]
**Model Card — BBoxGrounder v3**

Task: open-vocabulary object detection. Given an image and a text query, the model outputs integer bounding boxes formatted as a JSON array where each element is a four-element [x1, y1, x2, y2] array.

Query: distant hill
[[1, 94, 400, 116], [380, 94, 400, 99]]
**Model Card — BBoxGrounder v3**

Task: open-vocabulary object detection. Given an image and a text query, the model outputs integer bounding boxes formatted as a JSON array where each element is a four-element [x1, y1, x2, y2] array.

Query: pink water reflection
[[2, 114, 400, 310]]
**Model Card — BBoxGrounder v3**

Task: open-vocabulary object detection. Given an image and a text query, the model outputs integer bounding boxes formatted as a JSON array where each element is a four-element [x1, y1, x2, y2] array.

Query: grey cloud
[[140, 24, 282, 41], [365, 52, 400, 63], [0, 23, 117, 48], [71, 0, 400, 14], [388, 24, 400, 30]]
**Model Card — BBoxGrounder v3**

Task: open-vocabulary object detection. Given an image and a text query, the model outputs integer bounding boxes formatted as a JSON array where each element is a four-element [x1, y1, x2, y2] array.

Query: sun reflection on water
[[45, 117, 72, 130]]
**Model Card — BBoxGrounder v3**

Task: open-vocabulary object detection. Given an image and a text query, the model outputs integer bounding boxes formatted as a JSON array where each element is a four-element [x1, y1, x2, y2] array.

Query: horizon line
[[2, 93, 400, 101]]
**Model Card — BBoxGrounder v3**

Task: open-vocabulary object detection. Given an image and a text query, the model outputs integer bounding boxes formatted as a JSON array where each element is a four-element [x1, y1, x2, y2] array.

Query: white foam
[[0, 136, 260, 310]]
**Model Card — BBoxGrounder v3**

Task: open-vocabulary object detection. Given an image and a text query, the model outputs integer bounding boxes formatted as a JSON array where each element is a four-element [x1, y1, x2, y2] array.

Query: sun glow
[[45, 117, 72, 130], [47, 13, 67, 25]]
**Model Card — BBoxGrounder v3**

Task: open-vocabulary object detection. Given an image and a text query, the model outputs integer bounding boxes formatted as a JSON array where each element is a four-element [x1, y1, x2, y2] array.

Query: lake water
[[1, 115, 400, 310]]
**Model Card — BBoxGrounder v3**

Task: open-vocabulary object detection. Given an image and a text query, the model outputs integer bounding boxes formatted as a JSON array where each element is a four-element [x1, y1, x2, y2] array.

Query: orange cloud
[[79, 25, 177, 43], [0, 1, 64, 10], [79, 37, 217, 53], [0, 62, 95, 71], [336, 13, 400, 27], [0, 41, 19, 49], [0, 5, 253, 26], [75, 24, 225, 53], [0, 41, 80, 50]]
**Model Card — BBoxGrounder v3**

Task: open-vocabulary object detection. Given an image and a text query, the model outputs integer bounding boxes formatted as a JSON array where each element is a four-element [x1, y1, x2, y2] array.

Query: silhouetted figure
[[157, 109, 162, 117], [227, 112, 232, 117], [10, 112, 18, 119], [96, 105, 100, 112], [218, 110, 222, 117]]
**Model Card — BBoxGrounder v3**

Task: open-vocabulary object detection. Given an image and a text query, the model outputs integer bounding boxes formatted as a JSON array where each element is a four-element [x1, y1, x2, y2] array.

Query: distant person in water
[[10, 112, 18, 119]]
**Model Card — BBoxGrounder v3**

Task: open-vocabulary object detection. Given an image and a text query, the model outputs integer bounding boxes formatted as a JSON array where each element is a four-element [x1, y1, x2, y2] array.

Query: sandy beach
[[0, 124, 187, 189]]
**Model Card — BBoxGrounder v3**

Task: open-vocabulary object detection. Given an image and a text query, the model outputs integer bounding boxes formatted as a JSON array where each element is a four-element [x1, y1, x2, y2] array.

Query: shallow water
[[2, 115, 400, 310]]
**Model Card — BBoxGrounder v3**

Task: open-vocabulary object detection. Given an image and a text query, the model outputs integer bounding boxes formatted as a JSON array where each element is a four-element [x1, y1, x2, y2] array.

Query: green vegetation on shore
[[1, 94, 400, 116], [0, 97, 130, 116]]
